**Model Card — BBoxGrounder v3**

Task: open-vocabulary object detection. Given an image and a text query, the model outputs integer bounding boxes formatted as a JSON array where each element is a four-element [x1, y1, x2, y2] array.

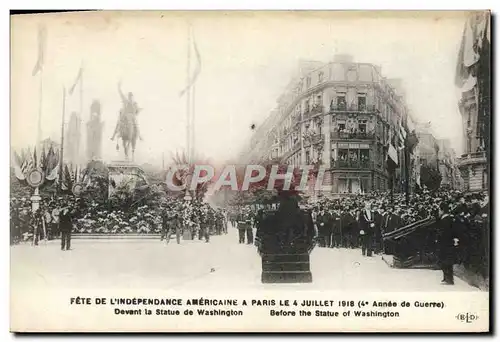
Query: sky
[[11, 11, 469, 167]]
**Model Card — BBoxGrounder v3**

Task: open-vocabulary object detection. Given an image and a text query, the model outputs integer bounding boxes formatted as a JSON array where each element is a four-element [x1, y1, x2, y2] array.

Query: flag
[[40, 146, 47, 170], [45, 146, 58, 173], [179, 29, 202, 98], [32, 25, 47, 76], [33, 147, 37, 168], [69, 66, 83, 95]]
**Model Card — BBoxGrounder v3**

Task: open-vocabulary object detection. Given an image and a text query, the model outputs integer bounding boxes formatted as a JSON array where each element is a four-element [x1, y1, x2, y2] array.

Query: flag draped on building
[[455, 12, 490, 91], [179, 29, 201, 98], [32, 25, 47, 76]]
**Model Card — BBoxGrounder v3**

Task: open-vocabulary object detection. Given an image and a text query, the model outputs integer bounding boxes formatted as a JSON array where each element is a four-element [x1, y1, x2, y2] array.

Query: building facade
[[437, 139, 458, 189], [455, 11, 490, 192], [241, 55, 411, 196]]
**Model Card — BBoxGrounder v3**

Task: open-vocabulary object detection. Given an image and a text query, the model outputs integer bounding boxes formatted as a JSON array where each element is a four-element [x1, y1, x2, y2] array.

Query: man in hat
[[358, 201, 376, 256], [330, 206, 342, 248], [436, 202, 457, 285], [59, 205, 74, 251], [315, 205, 332, 248]]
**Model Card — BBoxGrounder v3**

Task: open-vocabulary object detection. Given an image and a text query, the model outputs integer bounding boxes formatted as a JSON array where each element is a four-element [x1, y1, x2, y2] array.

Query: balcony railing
[[458, 151, 487, 167], [303, 133, 323, 146], [329, 104, 377, 113], [332, 160, 373, 169], [302, 105, 324, 120], [331, 131, 375, 140]]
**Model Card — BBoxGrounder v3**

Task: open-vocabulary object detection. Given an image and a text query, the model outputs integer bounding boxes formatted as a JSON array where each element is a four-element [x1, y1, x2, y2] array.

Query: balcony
[[329, 104, 377, 113], [331, 131, 375, 140], [332, 160, 373, 169], [303, 105, 324, 121], [303, 133, 323, 146], [457, 151, 487, 167]]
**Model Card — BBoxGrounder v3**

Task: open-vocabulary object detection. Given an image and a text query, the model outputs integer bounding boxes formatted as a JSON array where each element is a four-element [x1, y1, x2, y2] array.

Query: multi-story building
[[455, 11, 490, 192], [415, 126, 439, 169], [437, 139, 458, 189], [241, 55, 411, 196]]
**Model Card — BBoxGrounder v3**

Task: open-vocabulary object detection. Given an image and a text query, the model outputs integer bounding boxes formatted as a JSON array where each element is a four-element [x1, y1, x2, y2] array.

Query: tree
[[420, 164, 442, 191]]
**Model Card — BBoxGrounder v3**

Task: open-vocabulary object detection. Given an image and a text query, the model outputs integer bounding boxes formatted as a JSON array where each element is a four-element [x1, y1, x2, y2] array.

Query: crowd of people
[[231, 187, 489, 285], [10, 185, 489, 285], [10, 195, 229, 248]]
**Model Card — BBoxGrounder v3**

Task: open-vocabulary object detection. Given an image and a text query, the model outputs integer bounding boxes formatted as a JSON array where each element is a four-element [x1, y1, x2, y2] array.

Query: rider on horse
[[111, 81, 143, 142]]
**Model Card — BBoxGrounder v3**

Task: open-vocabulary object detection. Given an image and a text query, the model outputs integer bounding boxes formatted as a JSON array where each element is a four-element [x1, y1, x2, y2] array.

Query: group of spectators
[[232, 187, 489, 284], [10, 194, 229, 247]]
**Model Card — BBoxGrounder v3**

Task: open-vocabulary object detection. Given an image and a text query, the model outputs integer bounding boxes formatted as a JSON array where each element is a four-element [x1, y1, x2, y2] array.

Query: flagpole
[[191, 82, 196, 163], [184, 23, 192, 202], [36, 66, 43, 166], [78, 67, 83, 166], [186, 25, 192, 164], [59, 87, 66, 192]]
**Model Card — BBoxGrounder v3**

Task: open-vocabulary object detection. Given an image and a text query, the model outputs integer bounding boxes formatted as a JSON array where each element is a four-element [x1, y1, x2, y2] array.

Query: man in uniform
[[237, 207, 252, 244], [245, 207, 254, 245], [31, 208, 44, 246], [160, 206, 170, 242]]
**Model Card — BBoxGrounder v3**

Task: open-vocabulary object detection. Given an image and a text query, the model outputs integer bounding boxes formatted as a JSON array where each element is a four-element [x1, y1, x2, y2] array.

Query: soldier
[[31, 208, 44, 246], [200, 206, 210, 243], [358, 201, 375, 257], [175, 210, 183, 244], [10, 199, 20, 245], [246, 207, 254, 245], [236, 208, 251, 244], [160, 207, 170, 242], [59, 206, 74, 251]]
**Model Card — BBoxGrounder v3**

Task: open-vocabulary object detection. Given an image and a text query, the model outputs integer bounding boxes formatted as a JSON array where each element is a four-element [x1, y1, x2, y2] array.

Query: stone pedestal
[[107, 161, 149, 198], [261, 253, 312, 283]]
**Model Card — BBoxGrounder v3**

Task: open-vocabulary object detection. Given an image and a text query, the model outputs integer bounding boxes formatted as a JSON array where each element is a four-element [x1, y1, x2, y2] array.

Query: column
[[321, 89, 332, 191], [322, 90, 331, 168]]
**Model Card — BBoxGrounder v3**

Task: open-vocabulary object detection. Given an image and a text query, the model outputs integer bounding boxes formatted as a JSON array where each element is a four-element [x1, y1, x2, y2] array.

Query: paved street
[[11, 225, 478, 292]]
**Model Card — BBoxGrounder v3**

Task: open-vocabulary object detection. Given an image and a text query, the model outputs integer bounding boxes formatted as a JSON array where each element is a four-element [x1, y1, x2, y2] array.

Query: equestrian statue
[[111, 81, 143, 162]]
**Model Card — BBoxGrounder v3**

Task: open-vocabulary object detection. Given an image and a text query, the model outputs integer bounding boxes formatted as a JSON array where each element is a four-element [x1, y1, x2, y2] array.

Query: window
[[337, 94, 346, 109], [338, 123, 346, 131], [317, 94, 322, 106], [357, 94, 366, 111], [358, 120, 367, 133], [318, 71, 324, 83], [305, 151, 311, 164], [305, 100, 310, 113], [306, 76, 311, 88]]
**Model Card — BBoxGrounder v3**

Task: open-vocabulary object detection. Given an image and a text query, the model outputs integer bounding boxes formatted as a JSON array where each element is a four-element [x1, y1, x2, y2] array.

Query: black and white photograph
[[9, 10, 491, 332]]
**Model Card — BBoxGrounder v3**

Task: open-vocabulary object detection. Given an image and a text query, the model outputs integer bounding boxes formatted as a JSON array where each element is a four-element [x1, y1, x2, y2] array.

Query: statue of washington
[[111, 81, 143, 161]]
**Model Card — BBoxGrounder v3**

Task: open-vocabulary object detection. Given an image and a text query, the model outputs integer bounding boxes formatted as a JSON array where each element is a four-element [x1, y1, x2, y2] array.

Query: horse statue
[[111, 82, 142, 162]]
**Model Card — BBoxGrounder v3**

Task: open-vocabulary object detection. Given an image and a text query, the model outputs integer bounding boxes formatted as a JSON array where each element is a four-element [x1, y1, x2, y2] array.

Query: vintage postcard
[[10, 10, 490, 332]]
